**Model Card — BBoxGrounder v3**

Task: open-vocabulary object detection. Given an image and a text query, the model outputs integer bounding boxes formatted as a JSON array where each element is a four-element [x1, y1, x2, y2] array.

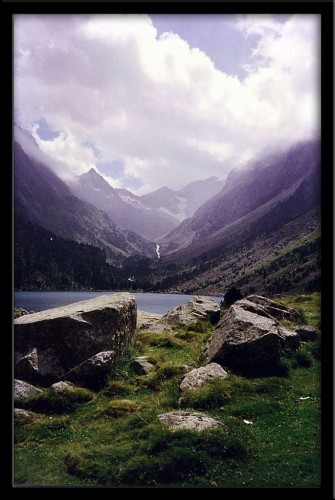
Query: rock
[[16, 348, 41, 384], [159, 411, 222, 431], [62, 351, 116, 389], [14, 308, 30, 319], [162, 296, 220, 325], [205, 298, 300, 377], [130, 357, 155, 375], [14, 379, 43, 401], [294, 325, 318, 341], [14, 408, 39, 425], [14, 293, 136, 385], [246, 295, 299, 322], [50, 381, 76, 393], [137, 310, 163, 329], [180, 363, 229, 391]]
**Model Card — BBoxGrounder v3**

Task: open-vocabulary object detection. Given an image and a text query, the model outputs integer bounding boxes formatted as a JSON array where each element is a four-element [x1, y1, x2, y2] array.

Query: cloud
[[14, 14, 320, 193]]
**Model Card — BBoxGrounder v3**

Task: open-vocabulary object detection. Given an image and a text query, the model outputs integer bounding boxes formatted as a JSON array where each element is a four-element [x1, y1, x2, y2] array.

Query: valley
[[14, 127, 321, 299]]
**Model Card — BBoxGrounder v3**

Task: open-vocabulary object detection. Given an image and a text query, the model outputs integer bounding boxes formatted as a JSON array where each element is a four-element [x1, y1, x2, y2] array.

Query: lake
[[14, 291, 223, 315]]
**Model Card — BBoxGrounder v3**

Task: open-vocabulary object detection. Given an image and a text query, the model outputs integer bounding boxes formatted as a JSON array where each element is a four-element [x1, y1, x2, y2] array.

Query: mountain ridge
[[68, 169, 225, 240], [14, 141, 154, 261]]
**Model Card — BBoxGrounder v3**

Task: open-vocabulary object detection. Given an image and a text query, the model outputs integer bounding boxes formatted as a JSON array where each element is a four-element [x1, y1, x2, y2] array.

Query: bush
[[138, 364, 181, 391], [103, 380, 136, 397], [223, 286, 243, 307], [292, 347, 313, 368], [102, 399, 140, 418], [180, 380, 231, 410]]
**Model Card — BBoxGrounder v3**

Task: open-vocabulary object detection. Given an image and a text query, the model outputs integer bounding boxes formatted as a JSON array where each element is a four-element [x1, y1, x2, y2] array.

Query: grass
[[14, 294, 321, 487]]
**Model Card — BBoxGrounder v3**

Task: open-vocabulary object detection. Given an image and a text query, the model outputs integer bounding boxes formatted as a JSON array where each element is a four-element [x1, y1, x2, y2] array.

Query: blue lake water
[[14, 291, 223, 315]]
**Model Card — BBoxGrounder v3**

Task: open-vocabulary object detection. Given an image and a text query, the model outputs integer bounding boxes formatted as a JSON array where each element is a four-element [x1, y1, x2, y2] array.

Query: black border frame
[[2, 2, 333, 497]]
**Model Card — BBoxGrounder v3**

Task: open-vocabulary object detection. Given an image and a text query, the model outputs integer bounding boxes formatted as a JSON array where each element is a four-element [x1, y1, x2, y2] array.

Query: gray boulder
[[205, 298, 300, 377], [62, 351, 115, 389], [159, 411, 222, 431], [246, 295, 299, 322], [14, 293, 136, 385], [180, 363, 228, 391], [131, 357, 155, 375], [14, 379, 43, 401], [162, 296, 220, 325], [294, 325, 318, 341]]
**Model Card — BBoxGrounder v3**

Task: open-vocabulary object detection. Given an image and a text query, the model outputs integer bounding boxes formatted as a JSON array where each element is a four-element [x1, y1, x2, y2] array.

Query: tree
[[223, 286, 243, 307]]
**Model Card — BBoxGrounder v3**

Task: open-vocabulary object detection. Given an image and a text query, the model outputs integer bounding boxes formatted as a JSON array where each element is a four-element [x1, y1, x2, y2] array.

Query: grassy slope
[[14, 294, 321, 487]]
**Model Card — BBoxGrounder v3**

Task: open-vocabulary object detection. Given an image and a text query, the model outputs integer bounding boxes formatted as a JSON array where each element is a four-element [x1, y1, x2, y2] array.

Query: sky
[[14, 14, 320, 194]]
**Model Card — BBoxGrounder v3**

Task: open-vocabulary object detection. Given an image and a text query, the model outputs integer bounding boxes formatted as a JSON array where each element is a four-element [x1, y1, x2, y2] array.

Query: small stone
[[14, 408, 39, 425], [180, 363, 229, 391], [14, 379, 43, 401], [131, 357, 155, 375], [158, 411, 222, 431], [50, 381, 76, 393]]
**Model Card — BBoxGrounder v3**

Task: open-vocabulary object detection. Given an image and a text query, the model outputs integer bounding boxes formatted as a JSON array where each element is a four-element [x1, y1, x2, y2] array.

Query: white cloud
[[14, 14, 320, 193]]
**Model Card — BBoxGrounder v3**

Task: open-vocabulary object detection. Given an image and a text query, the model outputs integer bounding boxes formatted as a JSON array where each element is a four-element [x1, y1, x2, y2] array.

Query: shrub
[[138, 363, 181, 391], [292, 347, 313, 368], [180, 380, 231, 410], [224, 286, 243, 307], [297, 308, 308, 325], [102, 399, 140, 418], [103, 380, 135, 397]]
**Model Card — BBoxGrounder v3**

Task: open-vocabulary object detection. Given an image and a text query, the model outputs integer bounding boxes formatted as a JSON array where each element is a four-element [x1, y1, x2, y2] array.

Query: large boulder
[[180, 363, 229, 391], [14, 379, 43, 401], [162, 296, 220, 325], [14, 293, 136, 385], [205, 298, 300, 377], [158, 411, 222, 431], [61, 351, 116, 389], [246, 295, 299, 322]]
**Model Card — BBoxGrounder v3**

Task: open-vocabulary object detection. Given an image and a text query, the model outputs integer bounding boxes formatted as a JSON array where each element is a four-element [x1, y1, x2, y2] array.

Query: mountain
[[14, 129, 154, 262], [121, 139, 321, 296], [14, 214, 123, 290], [68, 169, 225, 240], [68, 169, 177, 240], [160, 140, 320, 256], [141, 176, 225, 222]]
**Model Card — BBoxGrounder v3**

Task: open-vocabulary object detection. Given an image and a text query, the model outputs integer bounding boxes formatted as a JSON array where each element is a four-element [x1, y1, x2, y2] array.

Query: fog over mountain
[[68, 169, 224, 239]]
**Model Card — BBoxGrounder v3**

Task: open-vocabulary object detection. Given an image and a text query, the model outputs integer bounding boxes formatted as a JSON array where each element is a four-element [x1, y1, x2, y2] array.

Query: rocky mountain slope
[[69, 169, 224, 240], [121, 140, 321, 296], [14, 133, 154, 261], [160, 140, 320, 256]]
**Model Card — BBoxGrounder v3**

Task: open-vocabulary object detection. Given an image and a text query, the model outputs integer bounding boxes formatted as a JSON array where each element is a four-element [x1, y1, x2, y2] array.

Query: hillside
[[14, 138, 154, 262], [14, 215, 126, 291], [121, 140, 320, 296], [160, 140, 320, 255]]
